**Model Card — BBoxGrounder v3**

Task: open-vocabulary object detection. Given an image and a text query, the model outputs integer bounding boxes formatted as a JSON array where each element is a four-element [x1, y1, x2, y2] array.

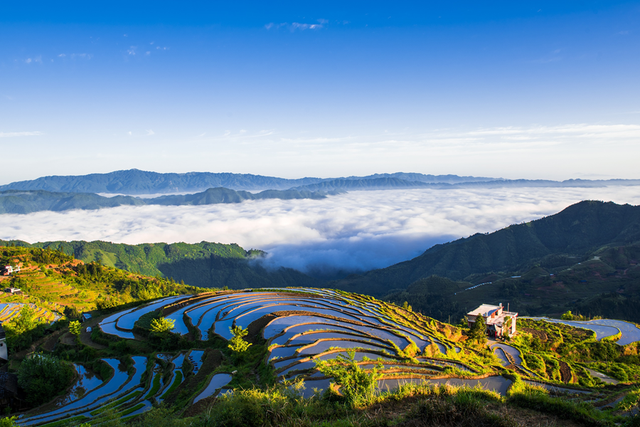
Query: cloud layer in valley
[[1, 186, 640, 275]]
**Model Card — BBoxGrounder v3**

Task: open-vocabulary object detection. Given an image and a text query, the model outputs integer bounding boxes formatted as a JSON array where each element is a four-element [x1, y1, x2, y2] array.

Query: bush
[[150, 317, 175, 335], [228, 325, 252, 353], [18, 353, 74, 406], [315, 350, 382, 407], [69, 320, 82, 336]]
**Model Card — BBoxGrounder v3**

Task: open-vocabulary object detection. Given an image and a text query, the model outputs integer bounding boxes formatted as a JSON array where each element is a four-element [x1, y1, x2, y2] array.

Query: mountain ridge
[[0, 187, 333, 214], [329, 200, 640, 296], [3, 169, 639, 195]]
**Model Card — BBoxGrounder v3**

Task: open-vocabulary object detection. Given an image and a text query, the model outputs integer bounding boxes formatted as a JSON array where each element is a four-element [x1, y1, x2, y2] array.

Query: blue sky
[[2, 1, 640, 183]]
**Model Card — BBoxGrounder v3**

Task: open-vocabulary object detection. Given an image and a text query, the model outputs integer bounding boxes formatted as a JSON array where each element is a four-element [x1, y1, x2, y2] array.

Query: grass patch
[[507, 376, 614, 426], [160, 371, 183, 398], [144, 370, 163, 399]]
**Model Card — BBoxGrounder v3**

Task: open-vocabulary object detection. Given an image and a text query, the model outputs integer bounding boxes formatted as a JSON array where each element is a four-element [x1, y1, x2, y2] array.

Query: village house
[[1, 266, 20, 276], [467, 303, 518, 338]]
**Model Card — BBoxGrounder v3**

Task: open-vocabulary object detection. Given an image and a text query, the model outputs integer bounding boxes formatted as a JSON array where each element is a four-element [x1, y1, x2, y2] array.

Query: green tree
[[63, 305, 81, 320], [561, 311, 574, 320], [503, 316, 513, 337], [3, 305, 47, 351], [0, 417, 18, 427], [228, 325, 252, 353], [18, 353, 73, 405], [150, 317, 175, 335], [469, 315, 487, 343], [7, 305, 38, 335], [69, 320, 82, 336], [315, 350, 382, 407]]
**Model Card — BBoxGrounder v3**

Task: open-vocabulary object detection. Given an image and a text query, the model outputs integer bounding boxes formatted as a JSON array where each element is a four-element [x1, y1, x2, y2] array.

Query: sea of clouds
[[1, 186, 639, 275]]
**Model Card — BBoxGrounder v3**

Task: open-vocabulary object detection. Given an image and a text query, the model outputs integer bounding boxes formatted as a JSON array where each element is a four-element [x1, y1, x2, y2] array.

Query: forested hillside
[[327, 201, 640, 322], [0, 240, 322, 290], [332, 201, 640, 296]]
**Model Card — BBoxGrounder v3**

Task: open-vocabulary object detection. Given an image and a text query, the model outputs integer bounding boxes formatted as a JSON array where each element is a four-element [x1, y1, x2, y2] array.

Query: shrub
[[150, 317, 175, 335], [228, 325, 252, 353], [315, 350, 382, 407], [18, 353, 74, 406], [69, 320, 82, 336]]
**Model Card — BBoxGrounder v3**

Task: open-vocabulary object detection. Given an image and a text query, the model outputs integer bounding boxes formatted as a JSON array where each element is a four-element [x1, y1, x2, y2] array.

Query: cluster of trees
[[18, 353, 73, 405], [31, 247, 74, 265]]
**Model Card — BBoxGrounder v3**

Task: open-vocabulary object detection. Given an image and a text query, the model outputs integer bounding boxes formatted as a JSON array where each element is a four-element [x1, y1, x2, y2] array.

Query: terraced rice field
[[94, 289, 486, 396], [0, 303, 58, 323], [18, 353, 190, 426], [23, 288, 617, 424], [524, 317, 640, 345]]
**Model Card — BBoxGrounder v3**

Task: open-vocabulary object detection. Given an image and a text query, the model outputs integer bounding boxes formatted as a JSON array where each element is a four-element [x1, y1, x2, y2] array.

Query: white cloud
[[0, 131, 43, 138], [127, 46, 137, 55], [0, 186, 639, 274], [291, 22, 323, 30], [146, 129, 155, 136], [264, 22, 324, 31]]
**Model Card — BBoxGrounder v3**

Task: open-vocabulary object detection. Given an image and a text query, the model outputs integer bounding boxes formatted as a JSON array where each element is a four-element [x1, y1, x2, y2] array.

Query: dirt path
[[586, 368, 619, 385], [79, 315, 107, 350]]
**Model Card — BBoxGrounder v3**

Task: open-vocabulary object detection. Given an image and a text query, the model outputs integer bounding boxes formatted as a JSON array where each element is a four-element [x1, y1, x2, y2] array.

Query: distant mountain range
[[0, 187, 332, 214], [4, 169, 637, 195], [0, 169, 495, 194]]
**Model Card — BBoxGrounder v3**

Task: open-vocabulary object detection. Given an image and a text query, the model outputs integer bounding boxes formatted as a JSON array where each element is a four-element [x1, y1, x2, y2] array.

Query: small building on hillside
[[467, 303, 518, 338], [1, 266, 20, 276], [3, 288, 22, 295]]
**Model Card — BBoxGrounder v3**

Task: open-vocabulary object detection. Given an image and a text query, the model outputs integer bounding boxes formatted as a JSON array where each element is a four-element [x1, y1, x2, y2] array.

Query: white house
[[467, 303, 518, 338]]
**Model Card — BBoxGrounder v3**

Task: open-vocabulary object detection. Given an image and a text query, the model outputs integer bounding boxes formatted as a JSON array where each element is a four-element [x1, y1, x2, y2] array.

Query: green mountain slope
[[331, 201, 640, 297], [0, 240, 322, 290]]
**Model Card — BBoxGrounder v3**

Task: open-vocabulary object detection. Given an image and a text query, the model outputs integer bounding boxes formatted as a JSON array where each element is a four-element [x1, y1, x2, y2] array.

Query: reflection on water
[[56, 364, 104, 406], [193, 373, 233, 404]]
